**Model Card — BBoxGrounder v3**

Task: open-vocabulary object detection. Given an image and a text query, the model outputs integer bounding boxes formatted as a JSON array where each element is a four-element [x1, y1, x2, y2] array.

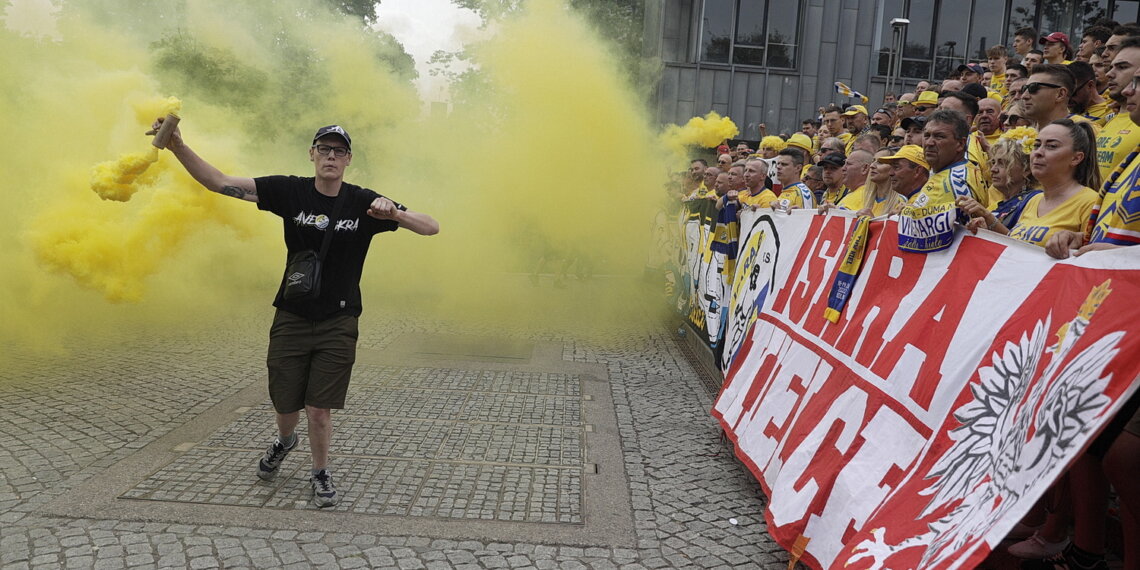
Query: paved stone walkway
[[0, 308, 789, 569]]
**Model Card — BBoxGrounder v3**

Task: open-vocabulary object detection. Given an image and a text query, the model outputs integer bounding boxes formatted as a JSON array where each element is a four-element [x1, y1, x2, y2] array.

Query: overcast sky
[[374, 0, 483, 101]]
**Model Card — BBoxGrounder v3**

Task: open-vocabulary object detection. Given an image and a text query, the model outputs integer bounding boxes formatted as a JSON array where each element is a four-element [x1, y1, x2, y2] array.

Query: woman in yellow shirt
[[835, 148, 904, 217], [960, 119, 1100, 246]]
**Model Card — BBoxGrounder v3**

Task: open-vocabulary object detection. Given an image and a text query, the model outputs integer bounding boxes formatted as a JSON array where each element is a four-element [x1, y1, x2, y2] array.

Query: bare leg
[[276, 411, 300, 439], [1038, 477, 1072, 543], [1105, 431, 1140, 570], [305, 406, 332, 471]]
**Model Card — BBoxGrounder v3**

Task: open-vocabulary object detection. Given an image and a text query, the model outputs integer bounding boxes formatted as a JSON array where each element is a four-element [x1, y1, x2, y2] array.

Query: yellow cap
[[759, 135, 787, 151], [786, 133, 813, 153], [842, 104, 868, 116], [987, 91, 1004, 105], [915, 91, 940, 105], [878, 144, 929, 170]]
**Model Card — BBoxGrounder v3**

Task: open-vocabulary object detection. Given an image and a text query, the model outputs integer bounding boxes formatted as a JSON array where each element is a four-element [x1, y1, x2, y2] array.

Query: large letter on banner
[[712, 213, 1140, 570]]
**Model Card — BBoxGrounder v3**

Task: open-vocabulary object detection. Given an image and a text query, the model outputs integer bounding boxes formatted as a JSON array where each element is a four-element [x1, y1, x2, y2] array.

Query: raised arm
[[149, 117, 258, 202], [367, 196, 439, 236]]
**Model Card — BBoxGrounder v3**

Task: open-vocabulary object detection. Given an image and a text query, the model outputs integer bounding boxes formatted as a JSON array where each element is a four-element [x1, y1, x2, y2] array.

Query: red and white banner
[[713, 211, 1140, 570]]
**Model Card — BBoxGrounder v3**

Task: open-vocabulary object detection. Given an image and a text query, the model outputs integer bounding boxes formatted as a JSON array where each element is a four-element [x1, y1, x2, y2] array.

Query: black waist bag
[[281, 187, 348, 301], [283, 250, 322, 300]]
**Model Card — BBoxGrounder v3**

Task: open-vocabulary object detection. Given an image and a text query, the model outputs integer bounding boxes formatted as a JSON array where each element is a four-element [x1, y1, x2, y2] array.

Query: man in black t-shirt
[[151, 118, 439, 507]]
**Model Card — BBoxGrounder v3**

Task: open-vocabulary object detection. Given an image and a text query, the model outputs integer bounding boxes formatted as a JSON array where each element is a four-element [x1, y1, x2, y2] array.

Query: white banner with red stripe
[[713, 210, 1140, 569]]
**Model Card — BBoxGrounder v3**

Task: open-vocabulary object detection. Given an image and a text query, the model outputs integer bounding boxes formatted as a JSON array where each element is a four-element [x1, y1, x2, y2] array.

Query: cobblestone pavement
[[1, 308, 789, 569]]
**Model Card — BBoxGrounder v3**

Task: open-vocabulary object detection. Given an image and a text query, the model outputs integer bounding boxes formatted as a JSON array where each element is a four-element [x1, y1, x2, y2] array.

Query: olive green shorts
[[266, 309, 358, 413]]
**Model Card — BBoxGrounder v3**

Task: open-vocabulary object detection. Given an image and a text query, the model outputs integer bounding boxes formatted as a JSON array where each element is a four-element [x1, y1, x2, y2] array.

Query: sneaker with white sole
[[1008, 532, 1070, 559], [256, 435, 297, 481], [311, 469, 339, 508]]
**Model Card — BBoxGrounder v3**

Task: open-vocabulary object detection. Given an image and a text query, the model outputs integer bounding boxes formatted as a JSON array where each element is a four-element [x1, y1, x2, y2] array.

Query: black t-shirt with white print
[[255, 175, 401, 321]]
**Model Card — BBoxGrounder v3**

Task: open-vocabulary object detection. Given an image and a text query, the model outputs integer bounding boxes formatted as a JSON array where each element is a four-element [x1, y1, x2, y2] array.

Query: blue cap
[[313, 125, 351, 150]]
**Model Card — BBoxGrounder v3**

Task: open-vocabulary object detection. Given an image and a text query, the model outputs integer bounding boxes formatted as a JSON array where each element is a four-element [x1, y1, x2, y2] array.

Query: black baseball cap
[[901, 116, 927, 131], [818, 153, 847, 168], [313, 125, 351, 150]]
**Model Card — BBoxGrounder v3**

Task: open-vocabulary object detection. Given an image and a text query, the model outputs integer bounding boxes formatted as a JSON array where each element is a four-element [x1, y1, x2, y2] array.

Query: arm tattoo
[[220, 185, 256, 200]]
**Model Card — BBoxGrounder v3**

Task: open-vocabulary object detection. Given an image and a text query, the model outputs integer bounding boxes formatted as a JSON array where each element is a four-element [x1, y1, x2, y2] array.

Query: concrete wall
[[646, 0, 973, 137]]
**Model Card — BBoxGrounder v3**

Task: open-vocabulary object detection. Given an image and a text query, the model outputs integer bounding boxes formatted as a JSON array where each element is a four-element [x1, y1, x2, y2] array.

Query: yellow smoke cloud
[[89, 97, 182, 202], [1, 0, 673, 357], [660, 111, 740, 162]]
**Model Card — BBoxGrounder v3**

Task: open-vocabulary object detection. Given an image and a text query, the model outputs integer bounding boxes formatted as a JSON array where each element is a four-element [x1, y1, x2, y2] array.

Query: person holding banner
[[896, 110, 989, 253], [841, 148, 904, 217], [773, 148, 815, 209], [1036, 70, 1140, 570], [879, 144, 930, 203], [959, 120, 1100, 247]]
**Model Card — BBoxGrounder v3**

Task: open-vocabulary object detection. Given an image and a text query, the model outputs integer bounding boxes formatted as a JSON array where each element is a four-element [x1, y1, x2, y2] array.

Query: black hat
[[818, 153, 847, 168], [313, 125, 351, 150], [901, 116, 927, 131]]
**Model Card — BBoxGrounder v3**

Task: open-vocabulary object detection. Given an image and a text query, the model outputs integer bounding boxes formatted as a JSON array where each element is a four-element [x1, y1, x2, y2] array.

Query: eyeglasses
[[312, 144, 350, 158], [1019, 81, 1063, 95]]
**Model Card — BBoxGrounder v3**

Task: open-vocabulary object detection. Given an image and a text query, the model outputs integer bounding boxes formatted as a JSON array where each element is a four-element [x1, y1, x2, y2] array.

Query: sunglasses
[[915, 105, 934, 112], [1019, 81, 1063, 95], [889, 136, 904, 142]]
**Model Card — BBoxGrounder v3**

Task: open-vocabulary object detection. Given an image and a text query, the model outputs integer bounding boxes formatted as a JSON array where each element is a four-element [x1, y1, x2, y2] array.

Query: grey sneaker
[[256, 435, 297, 481], [311, 469, 339, 508]]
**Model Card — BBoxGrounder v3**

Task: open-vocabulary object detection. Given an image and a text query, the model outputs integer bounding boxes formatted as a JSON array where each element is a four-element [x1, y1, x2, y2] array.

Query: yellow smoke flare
[[660, 111, 740, 162], [3, 0, 673, 355], [90, 148, 160, 201], [89, 96, 182, 201]]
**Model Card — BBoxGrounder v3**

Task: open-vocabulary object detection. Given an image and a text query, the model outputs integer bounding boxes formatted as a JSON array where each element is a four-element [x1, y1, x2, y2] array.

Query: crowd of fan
[[674, 20, 1140, 570]]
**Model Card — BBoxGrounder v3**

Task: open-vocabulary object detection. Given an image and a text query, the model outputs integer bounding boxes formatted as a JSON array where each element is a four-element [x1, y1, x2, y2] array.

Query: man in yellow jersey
[[838, 149, 872, 205], [1069, 61, 1112, 125], [715, 164, 749, 211], [940, 91, 991, 188], [821, 104, 848, 146], [1097, 38, 1140, 181], [1020, 64, 1078, 128], [881, 145, 930, 202], [987, 46, 1010, 97], [896, 93, 916, 123], [818, 153, 849, 205], [681, 159, 709, 200], [976, 96, 1004, 145], [773, 148, 815, 209], [1040, 32, 1074, 65], [842, 105, 871, 154], [1077, 26, 1111, 62], [912, 90, 939, 118], [898, 110, 988, 252], [741, 158, 778, 207]]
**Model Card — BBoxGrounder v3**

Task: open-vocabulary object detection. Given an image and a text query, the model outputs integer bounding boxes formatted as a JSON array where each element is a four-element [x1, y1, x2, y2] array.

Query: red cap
[[1039, 32, 1071, 48]]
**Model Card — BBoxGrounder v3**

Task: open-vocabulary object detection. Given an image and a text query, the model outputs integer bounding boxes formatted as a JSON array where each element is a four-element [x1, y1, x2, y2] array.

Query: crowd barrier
[[672, 200, 1140, 569]]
